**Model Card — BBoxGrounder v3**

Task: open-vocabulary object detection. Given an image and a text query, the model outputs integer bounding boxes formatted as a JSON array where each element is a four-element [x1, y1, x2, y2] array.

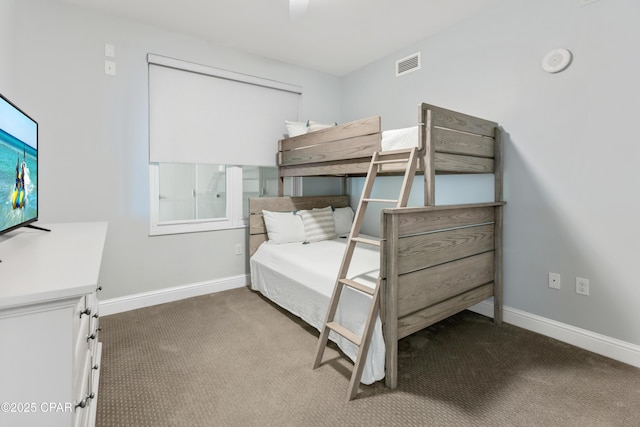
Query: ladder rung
[[326, 322, 361, 346], [373, 159, 410, 165], [351, 237, 381, 246], [379, 148, 415, 156], [339, 278, 375, 296], [362, 198, 398, 204]]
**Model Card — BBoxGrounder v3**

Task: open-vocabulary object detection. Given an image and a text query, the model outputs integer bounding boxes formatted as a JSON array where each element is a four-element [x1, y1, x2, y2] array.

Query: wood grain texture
[[396, 251, 494, 318], [392, 204, 497, 237], [434, 153, 495, 174], [275, 105, 501, 182], [423, 103, 497, 138], [494, 126, 504, 203], [397, 283, 494, 339], [381, 202, 503, 387], [423, 108, 435, 206], [433, 127, 495, 158], [397, 224, 495, 274], [383, 213, 400, 390], [279, 134, 379, 166], [249, 195, 349, 215], [493, 205, 504, 324], [248, 195, 350, 256], [279, 116, 380, 150], [279, 160, 371, 177]]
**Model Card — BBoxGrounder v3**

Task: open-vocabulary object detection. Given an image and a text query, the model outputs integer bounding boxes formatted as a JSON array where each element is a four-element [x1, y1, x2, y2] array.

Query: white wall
[[341, 0, 640, 347], [1, 0, 341, 300]]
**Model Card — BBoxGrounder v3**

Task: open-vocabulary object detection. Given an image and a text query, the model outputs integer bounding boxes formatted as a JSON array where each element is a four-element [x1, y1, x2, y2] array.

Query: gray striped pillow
[[298, 206, 336, 242]]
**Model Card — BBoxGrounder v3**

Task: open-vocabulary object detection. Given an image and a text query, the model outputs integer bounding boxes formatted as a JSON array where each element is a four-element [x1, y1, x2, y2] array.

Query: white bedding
[[381, 125, 419, 151], [250, 238, 385, 385]]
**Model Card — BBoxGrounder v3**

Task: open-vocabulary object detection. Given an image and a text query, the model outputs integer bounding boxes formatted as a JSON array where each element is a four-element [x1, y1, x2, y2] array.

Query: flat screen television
[[0, 92, 38, 236]]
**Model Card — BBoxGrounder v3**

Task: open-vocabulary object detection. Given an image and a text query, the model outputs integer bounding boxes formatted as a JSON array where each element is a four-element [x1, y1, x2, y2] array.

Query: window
[[149, 164, 278, 235], [158, 163, 226, 223], [147, 54, 301, 235]]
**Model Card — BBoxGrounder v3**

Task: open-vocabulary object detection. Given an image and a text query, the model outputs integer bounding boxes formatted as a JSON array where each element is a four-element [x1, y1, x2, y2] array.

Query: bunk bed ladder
[[312, 147, 418, 401]]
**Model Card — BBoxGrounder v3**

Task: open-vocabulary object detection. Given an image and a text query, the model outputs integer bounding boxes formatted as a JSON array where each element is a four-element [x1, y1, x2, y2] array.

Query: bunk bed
[[249, 103, 505, 390]]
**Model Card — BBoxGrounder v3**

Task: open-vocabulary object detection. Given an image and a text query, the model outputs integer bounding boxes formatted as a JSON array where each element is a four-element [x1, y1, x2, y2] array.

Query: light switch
[[105, 43, 115, 58]]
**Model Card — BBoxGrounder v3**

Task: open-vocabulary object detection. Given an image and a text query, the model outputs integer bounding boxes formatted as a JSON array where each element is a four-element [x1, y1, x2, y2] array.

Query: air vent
[[396, 52, 421, 77]]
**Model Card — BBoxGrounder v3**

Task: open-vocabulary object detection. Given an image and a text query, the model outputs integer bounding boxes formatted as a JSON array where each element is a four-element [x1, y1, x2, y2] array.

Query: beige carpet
[[96, 287, 640, 426]]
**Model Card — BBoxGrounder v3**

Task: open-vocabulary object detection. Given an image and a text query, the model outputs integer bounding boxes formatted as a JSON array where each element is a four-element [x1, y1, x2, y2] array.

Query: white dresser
[[0, 222, 108, 427]]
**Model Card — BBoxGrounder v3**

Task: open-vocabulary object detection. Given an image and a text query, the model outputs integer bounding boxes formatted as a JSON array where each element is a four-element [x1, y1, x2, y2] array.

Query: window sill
[[149, 221, 247, 236]]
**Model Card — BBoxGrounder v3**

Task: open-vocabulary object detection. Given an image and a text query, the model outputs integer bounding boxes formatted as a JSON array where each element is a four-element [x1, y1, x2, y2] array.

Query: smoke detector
[[542, 48, 572, 73]]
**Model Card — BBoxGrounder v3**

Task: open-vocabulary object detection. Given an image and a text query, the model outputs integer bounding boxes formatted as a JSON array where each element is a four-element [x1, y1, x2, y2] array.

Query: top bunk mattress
[[381, 126, 419, 151]]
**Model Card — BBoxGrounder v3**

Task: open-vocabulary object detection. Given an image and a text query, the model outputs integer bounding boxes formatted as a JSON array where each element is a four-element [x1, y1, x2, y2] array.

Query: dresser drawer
[[87, 342, 103, 427], [87, 292, 100, 356], [73, 346, 93, 427], [73, 296, 91, 384]]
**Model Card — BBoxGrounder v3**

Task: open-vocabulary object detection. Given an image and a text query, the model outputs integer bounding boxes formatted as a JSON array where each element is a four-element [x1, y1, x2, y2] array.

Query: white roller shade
[[148, 54, 301, 166]]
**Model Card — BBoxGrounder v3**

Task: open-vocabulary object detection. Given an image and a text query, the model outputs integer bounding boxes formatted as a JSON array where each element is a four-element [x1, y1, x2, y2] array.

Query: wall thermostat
[[542, 48, 572, 73]]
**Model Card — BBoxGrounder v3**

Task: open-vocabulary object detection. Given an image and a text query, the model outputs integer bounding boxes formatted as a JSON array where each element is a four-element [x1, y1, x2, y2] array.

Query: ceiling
[[59, 0, 505, 76]]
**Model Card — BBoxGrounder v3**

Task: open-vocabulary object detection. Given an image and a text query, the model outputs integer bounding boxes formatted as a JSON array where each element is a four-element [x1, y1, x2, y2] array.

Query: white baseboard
[[99, 274, 248, 316], [470, 301, 640, 369]]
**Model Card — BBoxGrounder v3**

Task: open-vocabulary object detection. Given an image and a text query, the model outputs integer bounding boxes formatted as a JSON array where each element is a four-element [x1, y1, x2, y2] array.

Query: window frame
[[149, 164, 247, 236]]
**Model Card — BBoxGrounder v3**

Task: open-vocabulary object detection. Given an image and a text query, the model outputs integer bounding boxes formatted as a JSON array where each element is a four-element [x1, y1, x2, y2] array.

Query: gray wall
[[341, 0, 640, 346], [4, 0, 639, 350], [1, 0, 341, 300]]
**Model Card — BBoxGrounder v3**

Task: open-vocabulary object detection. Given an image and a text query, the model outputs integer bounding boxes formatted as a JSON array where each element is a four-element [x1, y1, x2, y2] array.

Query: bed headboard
[[248, 195, 350, 256]]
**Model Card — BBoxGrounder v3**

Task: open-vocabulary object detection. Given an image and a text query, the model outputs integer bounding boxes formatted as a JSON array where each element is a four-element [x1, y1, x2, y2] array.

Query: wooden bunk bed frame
[[249, 103, 504, 389]]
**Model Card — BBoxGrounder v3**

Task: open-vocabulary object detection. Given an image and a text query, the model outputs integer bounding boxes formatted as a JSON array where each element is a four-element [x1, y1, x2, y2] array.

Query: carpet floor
[[96, 287, 640, 426]]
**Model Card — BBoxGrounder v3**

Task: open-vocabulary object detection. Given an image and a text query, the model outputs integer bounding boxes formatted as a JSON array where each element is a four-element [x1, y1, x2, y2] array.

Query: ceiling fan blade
[[289, 0, 309, 20]]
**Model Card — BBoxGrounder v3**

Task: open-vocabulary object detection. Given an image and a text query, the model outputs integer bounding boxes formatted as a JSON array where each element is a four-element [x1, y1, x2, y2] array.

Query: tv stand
[[25, 223, 51, 232], [0, 224, 51, 262], [0, 222, 107, 427]]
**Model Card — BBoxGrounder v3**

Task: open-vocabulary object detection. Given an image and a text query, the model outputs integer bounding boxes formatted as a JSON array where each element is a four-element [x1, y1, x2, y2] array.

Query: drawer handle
[[87, 333, 97, 341], [93, 364, 99, 370], [93, 312, 99, 319], [80, 307, 92, 317], [75, 398, 87, 409], [97, 286, 103, 292], [75, 393, 96, 410]]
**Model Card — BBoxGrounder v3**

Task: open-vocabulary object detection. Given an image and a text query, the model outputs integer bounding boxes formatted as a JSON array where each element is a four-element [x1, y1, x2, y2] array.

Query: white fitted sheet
[[249, 238, 385, 384], [381, 126, 419, 151]]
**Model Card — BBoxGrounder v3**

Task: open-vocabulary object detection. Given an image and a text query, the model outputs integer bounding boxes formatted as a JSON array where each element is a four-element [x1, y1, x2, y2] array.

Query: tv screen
[[0, 93, 38, 236]]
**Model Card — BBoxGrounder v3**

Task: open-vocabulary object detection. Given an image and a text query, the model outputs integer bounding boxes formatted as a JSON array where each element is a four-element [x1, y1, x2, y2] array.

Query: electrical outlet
[[104, 60, 116, 76], [548, 272, 561, 289], [576, 277, 590, 295], [235, 243, 242, 255]]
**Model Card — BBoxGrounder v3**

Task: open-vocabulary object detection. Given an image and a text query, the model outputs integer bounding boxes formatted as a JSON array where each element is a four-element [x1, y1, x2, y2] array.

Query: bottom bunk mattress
[[249, 237, 385, 385]]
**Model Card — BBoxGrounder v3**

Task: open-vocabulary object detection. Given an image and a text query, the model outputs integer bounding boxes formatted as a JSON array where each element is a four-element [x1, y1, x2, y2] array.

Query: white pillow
[[262, 210, 305, 244], [333, 206, 355, 236], [285, 120, 308, 137], [297, 206, 336, 242], [308, 120, 337, 132]]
